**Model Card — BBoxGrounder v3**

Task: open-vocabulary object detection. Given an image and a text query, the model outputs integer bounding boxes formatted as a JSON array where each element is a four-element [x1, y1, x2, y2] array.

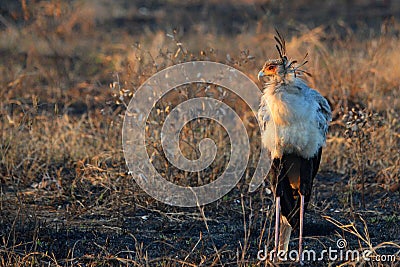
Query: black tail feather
[[270, 148, 322, 229]]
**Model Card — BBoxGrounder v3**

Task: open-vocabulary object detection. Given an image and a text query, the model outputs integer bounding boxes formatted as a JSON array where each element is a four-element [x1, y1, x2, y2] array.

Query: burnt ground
[[1, 0, 400, 266], [1, 172, 399, 266]]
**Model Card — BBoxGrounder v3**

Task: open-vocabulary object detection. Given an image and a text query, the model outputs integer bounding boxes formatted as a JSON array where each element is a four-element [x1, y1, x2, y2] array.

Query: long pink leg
[[299, 194, 305, 265], [274, 196, 280, 262]]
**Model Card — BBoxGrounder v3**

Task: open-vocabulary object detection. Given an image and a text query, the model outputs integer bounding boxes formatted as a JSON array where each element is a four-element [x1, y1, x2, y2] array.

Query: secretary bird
[[258, 30, 331, 264]]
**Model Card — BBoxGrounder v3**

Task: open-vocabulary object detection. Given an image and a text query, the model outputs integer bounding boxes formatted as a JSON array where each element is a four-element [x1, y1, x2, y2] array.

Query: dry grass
[[1, 0, 399, 266]]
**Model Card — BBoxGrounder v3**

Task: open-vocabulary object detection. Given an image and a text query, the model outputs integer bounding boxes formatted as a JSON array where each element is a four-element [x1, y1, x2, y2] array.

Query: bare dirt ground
[[0, 1, 399, 266]]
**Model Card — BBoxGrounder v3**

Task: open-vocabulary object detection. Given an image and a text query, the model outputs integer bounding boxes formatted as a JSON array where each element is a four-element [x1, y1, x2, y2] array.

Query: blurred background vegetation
[[0, 0, 399, 266]]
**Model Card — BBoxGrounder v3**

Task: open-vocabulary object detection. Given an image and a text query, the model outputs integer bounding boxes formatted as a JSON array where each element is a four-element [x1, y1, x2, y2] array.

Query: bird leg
[[274, 196, 280, 262], [299, 194, 305, 265]]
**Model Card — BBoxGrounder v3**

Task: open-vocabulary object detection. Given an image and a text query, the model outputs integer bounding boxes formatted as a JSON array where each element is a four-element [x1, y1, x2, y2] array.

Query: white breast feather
[[258, 79, 331, 159]]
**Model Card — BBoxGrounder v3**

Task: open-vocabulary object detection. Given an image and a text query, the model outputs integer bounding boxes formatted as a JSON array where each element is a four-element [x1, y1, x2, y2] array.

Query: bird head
[[258, 29, 311, 84], [258, 59, 287, 80]]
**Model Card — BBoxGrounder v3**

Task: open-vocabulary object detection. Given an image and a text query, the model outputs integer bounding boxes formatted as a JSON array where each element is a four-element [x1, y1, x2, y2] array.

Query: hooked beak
[[257, 71, 265, 81]]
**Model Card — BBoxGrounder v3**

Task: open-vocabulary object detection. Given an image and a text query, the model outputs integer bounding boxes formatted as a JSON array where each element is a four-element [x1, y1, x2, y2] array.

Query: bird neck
[[263, 75, 299, 95]]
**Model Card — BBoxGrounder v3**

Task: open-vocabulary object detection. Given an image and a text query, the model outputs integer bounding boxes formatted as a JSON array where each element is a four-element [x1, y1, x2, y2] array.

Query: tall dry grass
[[1, 1, 399, 266]]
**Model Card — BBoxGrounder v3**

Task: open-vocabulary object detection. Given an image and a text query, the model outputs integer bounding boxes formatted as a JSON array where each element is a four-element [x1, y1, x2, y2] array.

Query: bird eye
[[268, 65, 275, 70]]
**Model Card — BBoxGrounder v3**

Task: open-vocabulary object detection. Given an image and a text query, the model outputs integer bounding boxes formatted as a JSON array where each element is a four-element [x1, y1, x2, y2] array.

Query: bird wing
[[308, 88, 332, 140]]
